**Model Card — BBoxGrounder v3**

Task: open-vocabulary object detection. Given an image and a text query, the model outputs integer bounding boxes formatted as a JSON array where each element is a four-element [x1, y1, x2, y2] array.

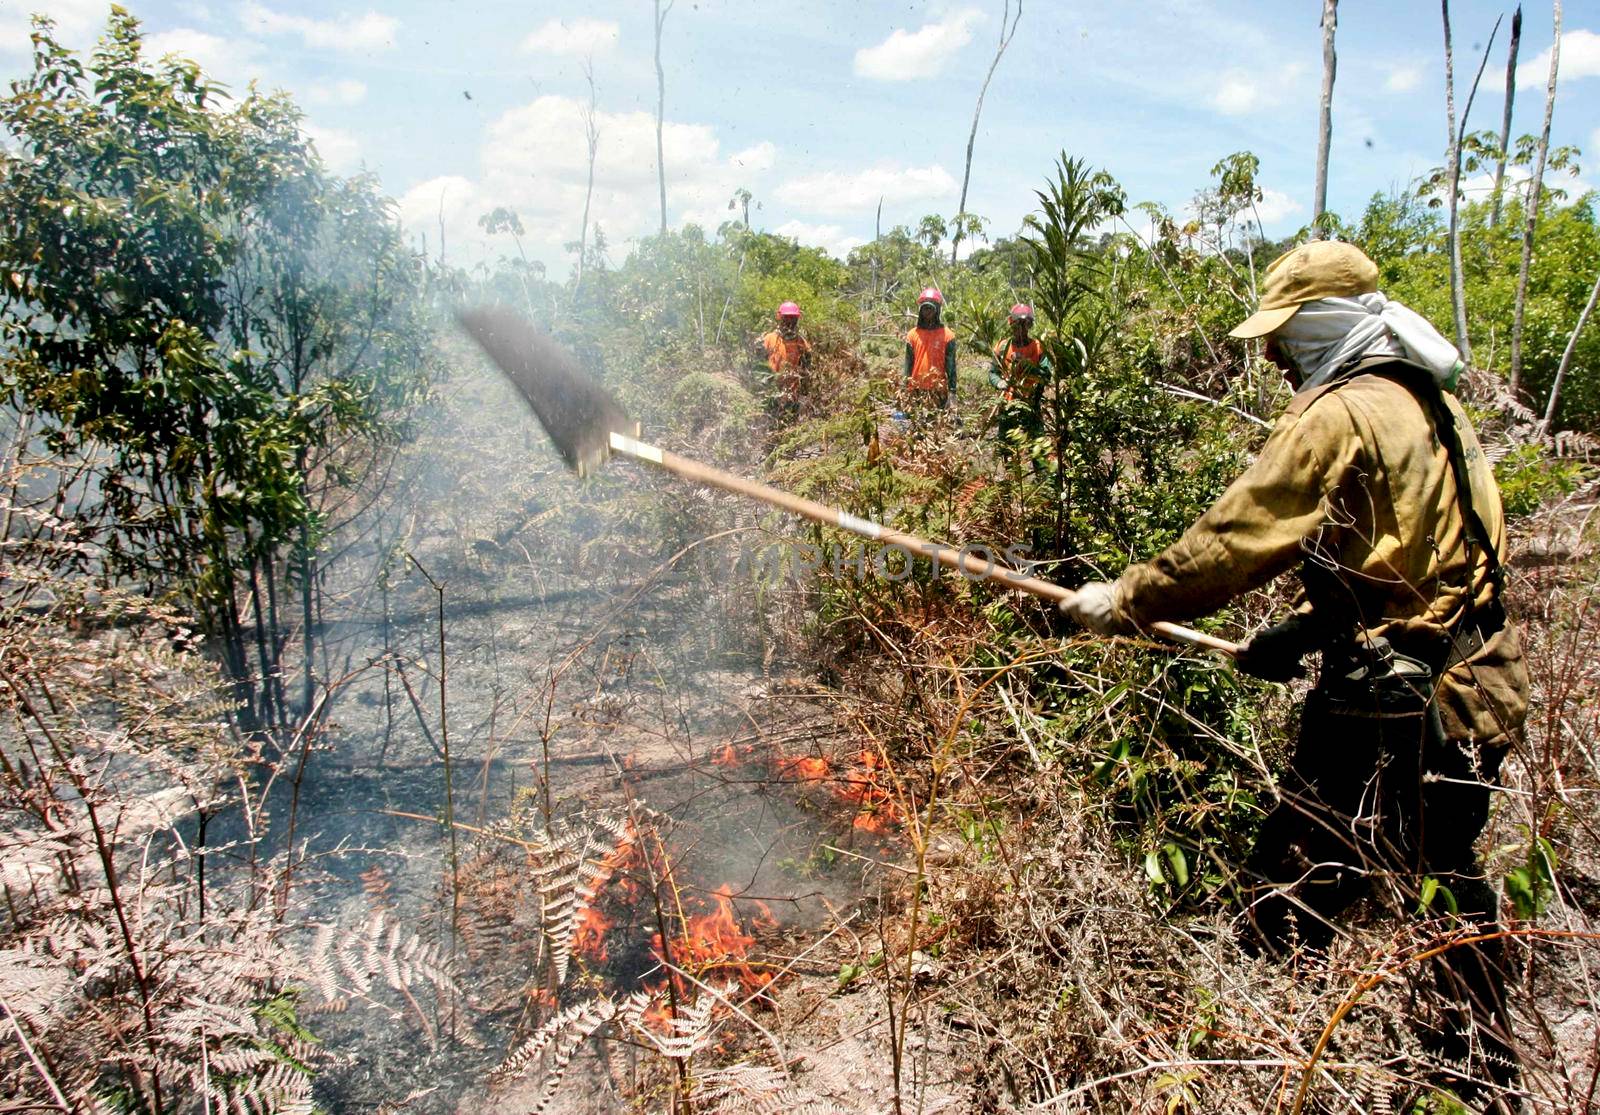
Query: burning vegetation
[[3, 7, 1600, 1115]]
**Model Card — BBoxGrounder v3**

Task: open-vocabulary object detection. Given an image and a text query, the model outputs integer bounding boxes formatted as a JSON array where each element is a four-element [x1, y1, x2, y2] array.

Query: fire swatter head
[[457, 305, 636, 477]]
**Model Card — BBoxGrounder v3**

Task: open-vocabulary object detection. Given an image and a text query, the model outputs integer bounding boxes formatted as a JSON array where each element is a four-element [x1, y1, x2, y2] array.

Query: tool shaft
[[608, 431, 1238, 657]]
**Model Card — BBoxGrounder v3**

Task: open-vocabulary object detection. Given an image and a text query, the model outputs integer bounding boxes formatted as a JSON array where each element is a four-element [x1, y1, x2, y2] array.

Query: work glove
[[1234, 613, 1318, 681], [1059, 581, 1130, 636]]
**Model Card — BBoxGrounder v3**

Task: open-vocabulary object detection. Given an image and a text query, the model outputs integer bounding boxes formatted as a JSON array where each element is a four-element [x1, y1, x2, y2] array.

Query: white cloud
[[773, 163, 957, 214], [1208, 63, 1304, 117], [729, 142, 776, 173], [305, 77, 367, 105], [397, 96, 778, 272], [853, 9, 982, 81], [398, 175, 480, 260], [144, 27, 265, 87], [1251, 189, 1304, 226], [1385, 64, 1423, 93], [773, 219, 864, 259], [519, 17, 619, 56], [241, 3, 398, 54], [0, 0, 107, 55], [1211, 74, 1260, 115], [1517, 28, 1600, 88], [303, 124, 361, 172]]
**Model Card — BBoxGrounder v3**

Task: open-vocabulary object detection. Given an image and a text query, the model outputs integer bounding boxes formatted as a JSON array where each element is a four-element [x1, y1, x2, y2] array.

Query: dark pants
[[1244, 688, 1518, 1089], [997, 397, 1042, 446]]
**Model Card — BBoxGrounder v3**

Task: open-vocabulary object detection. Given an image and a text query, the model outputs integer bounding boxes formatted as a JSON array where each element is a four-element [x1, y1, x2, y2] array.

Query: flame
[[778, 754, 830, 783], [572, 906, 614, 963], [589, 822, 643, 904], [652, 884, 772, 995]]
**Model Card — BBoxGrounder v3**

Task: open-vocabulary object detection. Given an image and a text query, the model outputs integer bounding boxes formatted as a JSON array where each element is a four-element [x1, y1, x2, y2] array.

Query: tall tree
[[0, 11, 433, 733], [950, 0, 1022, 265], [576, 57, 600, 291], [653, 0, 673, 236], [1511, 0, 1561, 397], [1312, 0, 1337, 237], [1490, 5, 1522, 227], [1441, 4, 1501, 365], [1541, 268, 1599, 433]]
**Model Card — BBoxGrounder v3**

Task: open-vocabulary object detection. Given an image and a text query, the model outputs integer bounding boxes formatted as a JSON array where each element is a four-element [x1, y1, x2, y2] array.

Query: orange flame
[[652, 884, 773, 996], [572, 906, 614, 963], [778, 754, 830, 783]]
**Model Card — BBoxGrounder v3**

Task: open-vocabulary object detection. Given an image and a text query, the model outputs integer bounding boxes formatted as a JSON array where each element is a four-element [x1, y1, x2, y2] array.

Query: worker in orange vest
[[989, 303, 1050, 449], [903, 287, 957, 411], [758, 301, 812, 421]]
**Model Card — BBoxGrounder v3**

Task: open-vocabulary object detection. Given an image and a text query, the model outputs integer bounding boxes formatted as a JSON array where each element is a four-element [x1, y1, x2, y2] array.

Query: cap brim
[[1228, 303, 1300, 339]]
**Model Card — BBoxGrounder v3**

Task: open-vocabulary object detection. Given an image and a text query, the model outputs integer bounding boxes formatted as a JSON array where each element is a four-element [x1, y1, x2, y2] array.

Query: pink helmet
[[917, 287, 944, 306], [776, 301, 802, 318], [1008, 303, 1034, 321]]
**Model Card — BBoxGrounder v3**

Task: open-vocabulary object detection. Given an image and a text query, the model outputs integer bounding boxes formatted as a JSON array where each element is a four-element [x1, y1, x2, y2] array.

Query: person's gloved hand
[[1059, 582, 1130, 636], [1235, 613, 1317, 681]]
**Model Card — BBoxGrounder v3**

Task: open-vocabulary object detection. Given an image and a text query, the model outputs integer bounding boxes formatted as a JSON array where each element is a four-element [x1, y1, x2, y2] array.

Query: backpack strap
[[1331, 357, 1506, 602]]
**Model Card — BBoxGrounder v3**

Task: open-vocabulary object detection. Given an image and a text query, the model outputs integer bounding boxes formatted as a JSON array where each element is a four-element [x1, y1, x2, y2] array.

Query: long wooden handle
[[609, 432, 1238, 657]]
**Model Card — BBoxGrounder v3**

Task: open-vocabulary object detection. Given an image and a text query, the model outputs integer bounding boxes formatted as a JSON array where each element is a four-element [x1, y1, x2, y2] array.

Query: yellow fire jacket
[[1113, 358, 1527, 746]]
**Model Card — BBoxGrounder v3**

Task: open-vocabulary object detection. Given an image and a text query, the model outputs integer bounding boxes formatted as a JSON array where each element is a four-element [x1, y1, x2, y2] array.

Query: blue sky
[[2, 1, 1596, 277]]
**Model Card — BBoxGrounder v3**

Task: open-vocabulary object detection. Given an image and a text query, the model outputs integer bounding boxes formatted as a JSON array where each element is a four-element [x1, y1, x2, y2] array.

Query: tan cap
[[1229, 240, 1380, 339]]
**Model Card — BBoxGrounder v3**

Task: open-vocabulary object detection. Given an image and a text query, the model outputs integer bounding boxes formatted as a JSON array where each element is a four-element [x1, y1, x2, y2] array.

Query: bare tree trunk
[[653, 0, 673, 237], [950, 0, 1022, 266], [1490, 5, 1522, 228], [1442, 1, 1470, 362], [1442, 6, 1502, 366], [1313, 0, 1337, 237], [436, 188, 448, 266], [1540, 267, 1599, 434], [1511, 0, 1560, 398], [576, 58, 600, 293]]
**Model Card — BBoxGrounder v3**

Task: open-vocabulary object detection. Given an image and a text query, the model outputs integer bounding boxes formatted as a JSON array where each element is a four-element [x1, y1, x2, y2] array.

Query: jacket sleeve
[[944, 334, 958, 392], [904, 342, 914, 381], [1113, 395, 1364, 628]]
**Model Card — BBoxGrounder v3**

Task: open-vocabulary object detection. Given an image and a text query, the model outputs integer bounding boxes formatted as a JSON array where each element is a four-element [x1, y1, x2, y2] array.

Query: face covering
[[1274, 292, 1465, 393]]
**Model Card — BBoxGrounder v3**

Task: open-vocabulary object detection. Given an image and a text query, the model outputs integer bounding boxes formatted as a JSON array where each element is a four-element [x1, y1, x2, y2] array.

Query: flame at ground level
[[652, 883, 775, 997]]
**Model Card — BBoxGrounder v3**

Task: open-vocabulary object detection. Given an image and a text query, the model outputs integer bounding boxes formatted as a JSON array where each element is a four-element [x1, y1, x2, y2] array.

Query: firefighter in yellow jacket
[[1060, 241, 1528, 1099]]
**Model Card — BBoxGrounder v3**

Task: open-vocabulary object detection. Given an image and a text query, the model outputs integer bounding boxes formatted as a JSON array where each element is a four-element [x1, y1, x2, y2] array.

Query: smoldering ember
[[2, 3, 1599, 1113]]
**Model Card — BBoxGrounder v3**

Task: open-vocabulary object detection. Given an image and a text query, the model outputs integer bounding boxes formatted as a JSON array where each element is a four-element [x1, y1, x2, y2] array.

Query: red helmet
[[1008, 303, 1034, 321], [777, 301, 802, 318], [917, 286, 944, 306]]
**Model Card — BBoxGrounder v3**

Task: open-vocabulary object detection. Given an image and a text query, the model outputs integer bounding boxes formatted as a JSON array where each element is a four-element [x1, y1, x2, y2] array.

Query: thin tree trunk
[[1540, 268, 1599, 434], [1490, 5, 1522, 228], [1442, 1, 1468, 361], [576, 57, 599, 292], [653, 0, 673, 236], [299, 518, 315, 717], [950, 0, 1022, 265], [1313, 0, 1337, 237], [1443, 6, 1502, 366], [1511, 0, 1561, 397]]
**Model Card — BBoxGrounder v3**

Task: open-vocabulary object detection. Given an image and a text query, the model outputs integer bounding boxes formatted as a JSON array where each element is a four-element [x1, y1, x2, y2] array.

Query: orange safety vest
[[995, 337, 1046, 401], [762, 330, 811, 396], [906, 325, 956, 392]]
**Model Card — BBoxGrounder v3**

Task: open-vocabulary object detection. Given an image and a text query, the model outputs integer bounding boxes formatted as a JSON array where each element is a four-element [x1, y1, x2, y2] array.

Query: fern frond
[[0, 950, 71, 1028]]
